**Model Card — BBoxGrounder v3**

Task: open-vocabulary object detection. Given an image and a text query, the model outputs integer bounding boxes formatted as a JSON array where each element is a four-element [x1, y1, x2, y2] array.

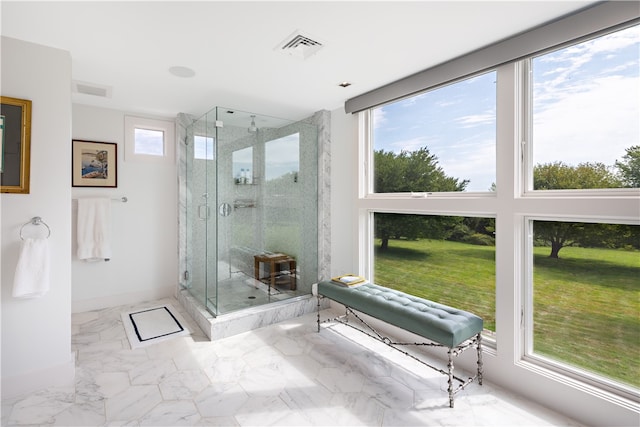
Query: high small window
[[194, 135, 214, 160], [124, 116, 175, 162]]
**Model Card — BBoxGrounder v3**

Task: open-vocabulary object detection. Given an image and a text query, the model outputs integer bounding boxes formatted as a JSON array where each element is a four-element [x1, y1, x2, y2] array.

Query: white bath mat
[[121, 304, 191, 349]]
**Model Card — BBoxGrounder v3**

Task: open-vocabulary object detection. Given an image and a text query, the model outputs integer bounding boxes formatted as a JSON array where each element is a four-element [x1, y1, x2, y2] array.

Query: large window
[[360, 23, 639, 402], [528, 220, 639, 389], [521, 25, 640, 396], [372, 71, 496, 193], [530, 25, 640, 191]]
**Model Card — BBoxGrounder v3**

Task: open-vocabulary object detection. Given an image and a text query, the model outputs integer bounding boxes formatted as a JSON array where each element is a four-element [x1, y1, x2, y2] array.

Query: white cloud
[[387, 136, 432, 153], [436, 138, 496, 191], [372, 107, 387, 129], [602, 60, 637, 75], [533, 75, 639, 166], [453, 113, 495, 128], [535, 26, 639, 106]]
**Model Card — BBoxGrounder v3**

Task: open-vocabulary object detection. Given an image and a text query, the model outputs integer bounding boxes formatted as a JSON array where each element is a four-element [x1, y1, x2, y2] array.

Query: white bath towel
[[77, 197, 112, 261], [13, 238, 50, 298]]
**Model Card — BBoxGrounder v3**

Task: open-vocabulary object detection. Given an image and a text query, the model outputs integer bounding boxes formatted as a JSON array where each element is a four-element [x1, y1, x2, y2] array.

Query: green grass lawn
[[374, 238, 640, 388]]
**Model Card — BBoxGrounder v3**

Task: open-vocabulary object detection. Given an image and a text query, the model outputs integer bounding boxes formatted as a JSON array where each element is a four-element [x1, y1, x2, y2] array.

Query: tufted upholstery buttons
[[318, 280, 483, 348]]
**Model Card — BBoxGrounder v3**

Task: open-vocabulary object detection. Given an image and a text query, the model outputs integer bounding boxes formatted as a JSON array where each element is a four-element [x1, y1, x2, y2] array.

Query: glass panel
[[212, 108, 317, 314], [372, 71, 496, 193], [185, 113, 216, 312], [264, 133, 300, 257], [531, 220, 640, 388], [373, 212, 496, 332], [134, 128, 164, 156], [531, 25, 640, 190]]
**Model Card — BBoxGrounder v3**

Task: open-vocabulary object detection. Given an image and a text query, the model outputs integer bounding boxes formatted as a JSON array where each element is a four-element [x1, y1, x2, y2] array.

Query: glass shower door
[[213, 109, 263, 313], [187, 109, 218, 314]]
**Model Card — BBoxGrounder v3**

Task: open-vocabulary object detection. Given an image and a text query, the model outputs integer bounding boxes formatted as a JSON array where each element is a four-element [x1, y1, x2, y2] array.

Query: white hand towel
[[13, 238, 50, 298], [77, 197, 112, 261]]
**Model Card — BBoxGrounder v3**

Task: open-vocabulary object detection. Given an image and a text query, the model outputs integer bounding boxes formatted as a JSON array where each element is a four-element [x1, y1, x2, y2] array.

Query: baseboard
[[1, 352, 75, 399], [72, 286, 175, 313]]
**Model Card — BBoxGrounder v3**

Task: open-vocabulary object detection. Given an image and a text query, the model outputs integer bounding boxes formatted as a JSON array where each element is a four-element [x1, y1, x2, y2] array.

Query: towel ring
[[19, 217, 51, 240]]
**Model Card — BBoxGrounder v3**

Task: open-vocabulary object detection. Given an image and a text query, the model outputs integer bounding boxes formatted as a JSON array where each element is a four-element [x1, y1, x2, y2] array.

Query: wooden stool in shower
[[254, 253, 296, 291]]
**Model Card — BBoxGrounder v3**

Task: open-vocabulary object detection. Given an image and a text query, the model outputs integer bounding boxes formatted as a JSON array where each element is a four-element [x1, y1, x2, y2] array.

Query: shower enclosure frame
[[177, 108, 331, 324]]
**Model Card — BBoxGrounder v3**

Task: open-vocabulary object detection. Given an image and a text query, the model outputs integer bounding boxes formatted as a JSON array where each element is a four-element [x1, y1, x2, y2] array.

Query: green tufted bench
[[316, 280, 483, 408]]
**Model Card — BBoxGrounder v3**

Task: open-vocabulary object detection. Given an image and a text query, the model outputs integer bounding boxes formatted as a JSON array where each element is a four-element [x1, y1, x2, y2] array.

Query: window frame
[[521, 216, 640, 402], [367, 70, 499, 196], [358, 26, 640, 403], [521, 24, 640, 196], [193, 134, 215, 161], [516, 25, 640, 399], [124, 115, 175, 163]]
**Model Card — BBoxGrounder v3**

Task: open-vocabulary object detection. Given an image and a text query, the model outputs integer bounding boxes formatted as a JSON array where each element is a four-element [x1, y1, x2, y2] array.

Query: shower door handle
[[219, 203, 232, 217]]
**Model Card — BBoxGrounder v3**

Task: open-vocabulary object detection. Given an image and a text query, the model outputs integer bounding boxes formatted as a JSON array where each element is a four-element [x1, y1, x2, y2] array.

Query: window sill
[[517, 356, 640, 410]]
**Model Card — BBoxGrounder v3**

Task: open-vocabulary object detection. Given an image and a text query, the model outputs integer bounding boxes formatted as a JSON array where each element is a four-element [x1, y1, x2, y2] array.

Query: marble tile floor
[[1, 297, 585, 426]]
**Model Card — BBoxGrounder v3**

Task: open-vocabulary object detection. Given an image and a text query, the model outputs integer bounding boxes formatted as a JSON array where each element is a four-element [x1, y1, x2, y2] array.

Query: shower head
[[248, 115, 258, 133]]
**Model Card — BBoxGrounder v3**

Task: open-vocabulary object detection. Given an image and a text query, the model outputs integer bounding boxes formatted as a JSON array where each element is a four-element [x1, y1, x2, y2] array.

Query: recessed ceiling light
[[169, 66, 196, 78], [339, 81, 352, 88]]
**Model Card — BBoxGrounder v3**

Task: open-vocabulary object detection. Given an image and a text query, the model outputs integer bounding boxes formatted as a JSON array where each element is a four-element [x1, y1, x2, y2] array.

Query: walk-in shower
[[178, 107, 322, 318]]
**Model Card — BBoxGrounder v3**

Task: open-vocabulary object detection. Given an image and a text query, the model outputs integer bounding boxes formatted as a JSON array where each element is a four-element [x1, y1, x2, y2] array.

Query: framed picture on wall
[[0, 114, 4, 173], [72, 140, 118, 187], [0, 96, 32, 194]]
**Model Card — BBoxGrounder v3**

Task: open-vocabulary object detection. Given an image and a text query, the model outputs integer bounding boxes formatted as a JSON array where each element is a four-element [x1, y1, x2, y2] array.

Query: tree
[[375, 147, 468, 193], [449, 217, 495, 246], [533, 162, 623, 258], [374, 147, 468, 250], [615, 145, 640, 188], [534, 221, 581, 258], [534, 161, 622, 190]]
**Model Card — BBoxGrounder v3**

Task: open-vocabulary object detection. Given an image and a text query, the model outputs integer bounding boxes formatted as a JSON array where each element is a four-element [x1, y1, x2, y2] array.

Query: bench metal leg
[[316, 299, 482, 409], [317, 294, 321, 332], [447, 349, 455, 408], [477, 332, 483, 385]]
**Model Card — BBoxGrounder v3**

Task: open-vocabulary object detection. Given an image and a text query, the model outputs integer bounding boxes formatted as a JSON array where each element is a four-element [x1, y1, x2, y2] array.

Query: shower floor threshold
[[178, 289, 327, 340]]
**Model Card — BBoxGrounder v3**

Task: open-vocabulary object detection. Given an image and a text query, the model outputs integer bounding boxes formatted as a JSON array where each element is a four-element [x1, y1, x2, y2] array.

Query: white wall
[[71, 105, 178, 312], [1, 37, 74, 397], [329, 108, 358, 276]]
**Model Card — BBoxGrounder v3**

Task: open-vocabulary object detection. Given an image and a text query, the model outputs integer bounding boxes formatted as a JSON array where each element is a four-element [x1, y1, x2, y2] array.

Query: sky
[[373, 25, 640, 192], [134, 128, 165, 156]]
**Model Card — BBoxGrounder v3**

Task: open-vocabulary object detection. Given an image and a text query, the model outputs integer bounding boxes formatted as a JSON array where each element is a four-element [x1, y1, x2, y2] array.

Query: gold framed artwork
[[72, 140, 118, 187], [0, 114, 4, 173], [0, 96, 32, 194]]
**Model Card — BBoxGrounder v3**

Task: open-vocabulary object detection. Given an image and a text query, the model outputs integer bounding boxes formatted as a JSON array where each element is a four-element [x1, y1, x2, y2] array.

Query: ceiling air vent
[[276, 30, 324, 60], [72, 81, 112, 98]]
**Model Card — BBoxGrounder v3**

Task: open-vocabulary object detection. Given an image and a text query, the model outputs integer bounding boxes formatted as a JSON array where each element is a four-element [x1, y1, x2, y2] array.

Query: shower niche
[[177, 107, 329, 338], [233, 146, 254, 185]]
